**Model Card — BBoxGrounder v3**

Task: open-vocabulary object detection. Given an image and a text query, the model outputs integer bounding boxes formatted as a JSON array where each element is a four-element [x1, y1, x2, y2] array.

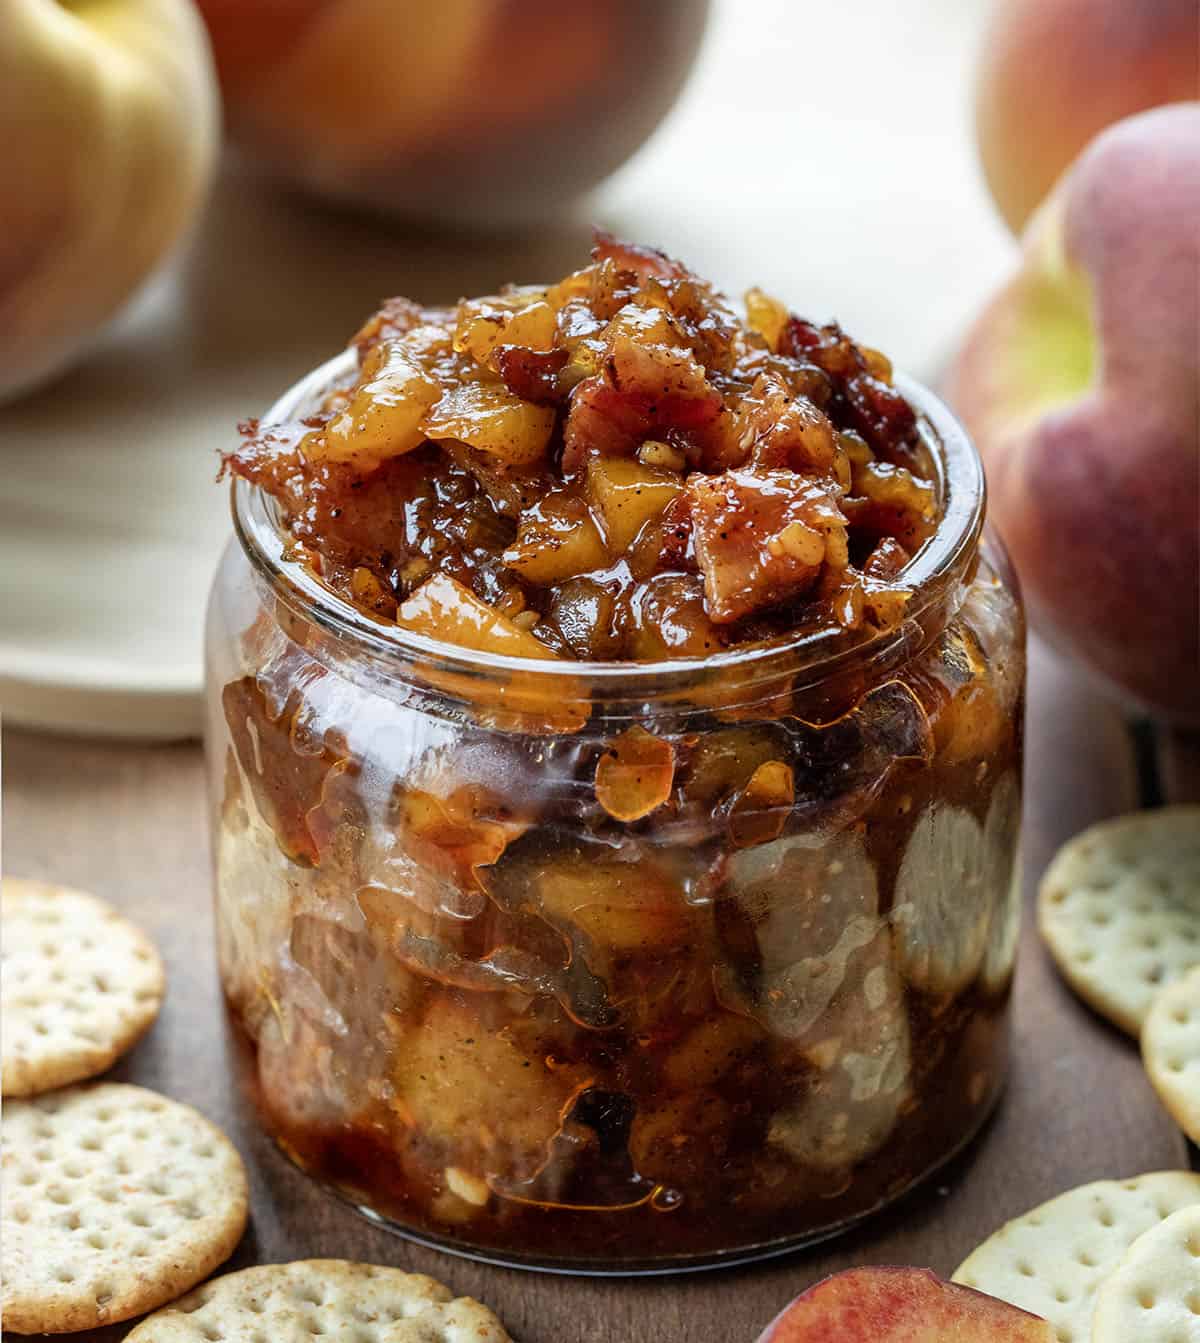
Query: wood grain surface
[[2, 640, 1192, 1342]]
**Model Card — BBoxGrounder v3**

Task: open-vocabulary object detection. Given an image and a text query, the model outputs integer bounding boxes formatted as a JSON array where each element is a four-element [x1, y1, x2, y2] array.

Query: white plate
[[0, 0, 1015, 739]]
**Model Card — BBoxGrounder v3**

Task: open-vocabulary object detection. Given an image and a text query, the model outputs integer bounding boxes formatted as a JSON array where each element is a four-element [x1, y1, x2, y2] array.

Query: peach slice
[[756, 1266, 1054, 1342]]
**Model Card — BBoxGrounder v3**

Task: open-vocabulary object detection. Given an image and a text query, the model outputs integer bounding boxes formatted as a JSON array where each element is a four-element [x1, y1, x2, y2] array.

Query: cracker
[[1037, 807, 1200, 1036], [1143, 962, 1200, 1144], [2, 1083, 248, 1334], [123, 1260, 513, 1341], [952, 1170, 1200, 1342], [1091, 1204, 1200, 1343], [2, 877, 166, 1096]]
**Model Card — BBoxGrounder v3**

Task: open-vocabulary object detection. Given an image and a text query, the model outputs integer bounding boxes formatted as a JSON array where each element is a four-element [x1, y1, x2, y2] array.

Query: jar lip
[[232, 348, 985, 692]]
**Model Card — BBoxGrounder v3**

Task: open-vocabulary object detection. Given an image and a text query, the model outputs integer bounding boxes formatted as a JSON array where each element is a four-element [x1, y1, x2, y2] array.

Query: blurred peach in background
[[193, 0, 709, 223], [975, 0, 1199, 233], [0, 0, 218, 403]]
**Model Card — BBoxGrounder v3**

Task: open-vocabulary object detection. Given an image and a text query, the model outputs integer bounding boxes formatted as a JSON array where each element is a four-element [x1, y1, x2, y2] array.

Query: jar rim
[[232, 348, 985, 697]]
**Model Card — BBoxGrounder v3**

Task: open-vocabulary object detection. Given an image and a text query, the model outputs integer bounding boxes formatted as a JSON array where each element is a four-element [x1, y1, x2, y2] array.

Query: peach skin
[[976, 0, 1199, 234], [947, 104, 1200, 722], [756, 1266, 1054, 1342]]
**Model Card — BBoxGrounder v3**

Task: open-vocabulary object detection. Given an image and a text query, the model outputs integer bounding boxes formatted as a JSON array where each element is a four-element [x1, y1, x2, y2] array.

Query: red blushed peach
[[976, 0, 1199, 233], [0, 0, 217, 401], [946, 105, 1200, 723], [756, 1266, 1054, 1342], [193, 0, 708, 224]]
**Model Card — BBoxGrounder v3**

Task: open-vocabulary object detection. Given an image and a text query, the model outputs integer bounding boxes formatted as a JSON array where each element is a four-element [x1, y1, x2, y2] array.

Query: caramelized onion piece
[[399, 786, 524, 890]]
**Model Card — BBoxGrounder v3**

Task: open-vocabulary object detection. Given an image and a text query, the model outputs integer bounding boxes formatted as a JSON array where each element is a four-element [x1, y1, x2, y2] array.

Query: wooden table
[[4, 641, 1195, 1342]]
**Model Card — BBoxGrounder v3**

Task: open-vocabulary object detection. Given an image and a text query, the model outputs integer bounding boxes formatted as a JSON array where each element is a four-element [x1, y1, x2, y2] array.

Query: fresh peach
[[946, 105, 1200, 722], [756, 1266, 1054, 1342], [193, 0, 708, 223], [976, 0, 1199, 233], [0, 0, 218, 401]]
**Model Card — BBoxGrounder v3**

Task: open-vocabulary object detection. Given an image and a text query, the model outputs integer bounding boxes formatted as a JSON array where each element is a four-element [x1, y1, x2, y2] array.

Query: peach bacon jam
[[207, 237, 1026, 1270]]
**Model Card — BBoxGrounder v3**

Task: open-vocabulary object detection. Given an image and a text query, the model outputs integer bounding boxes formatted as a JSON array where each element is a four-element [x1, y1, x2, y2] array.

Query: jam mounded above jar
[[208, 239, 1025, 1272], [224, 234, 939, 663]]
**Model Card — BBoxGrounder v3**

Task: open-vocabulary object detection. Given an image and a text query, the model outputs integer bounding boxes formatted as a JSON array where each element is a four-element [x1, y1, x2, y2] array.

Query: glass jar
[[205, 351, 1025, 1273]]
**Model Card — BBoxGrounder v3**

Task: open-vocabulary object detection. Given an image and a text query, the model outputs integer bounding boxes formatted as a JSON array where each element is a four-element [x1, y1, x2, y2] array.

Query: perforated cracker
[[1143, 963, 1200, 1144], [1091, 1204, 1200, 1343], [2, 877, 165, 1096], [123, 1260, 513, 1341], [1037, 807, 1200, 1036], [2, 1084, 248, 1334], [952, 1170, 1200, 1342]]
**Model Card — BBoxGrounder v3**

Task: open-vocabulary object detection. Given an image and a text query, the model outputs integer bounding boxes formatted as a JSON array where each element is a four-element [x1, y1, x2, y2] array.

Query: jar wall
[[205, 532, 1025, 1271]]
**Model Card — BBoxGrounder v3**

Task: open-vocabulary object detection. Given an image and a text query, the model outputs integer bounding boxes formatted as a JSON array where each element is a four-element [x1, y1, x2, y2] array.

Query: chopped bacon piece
[[743, 374, 838, 473], [562, 336, 723, 472], [688, 467, 848, 624], [591, 230, 685, 281]]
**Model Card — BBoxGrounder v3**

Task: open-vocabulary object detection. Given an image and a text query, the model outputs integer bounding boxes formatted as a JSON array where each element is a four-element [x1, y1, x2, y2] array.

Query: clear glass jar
[[205, 352, 1025, 1273]]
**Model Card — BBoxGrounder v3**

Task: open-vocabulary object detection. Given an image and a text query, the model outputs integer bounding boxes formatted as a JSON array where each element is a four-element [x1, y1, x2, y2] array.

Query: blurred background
[[0, 0, 1195, 736]]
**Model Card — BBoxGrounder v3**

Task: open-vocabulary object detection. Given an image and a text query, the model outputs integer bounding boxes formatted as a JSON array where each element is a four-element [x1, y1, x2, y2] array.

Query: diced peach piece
[[307, 339, 441, 471], [661, 1013, 762, 1090], [728, 760, 794, 848], [744, 374, 839, 473], [534, 854, 690, 952], [756, 1266, 1054, 1342], [604, 301, 682, 348], [594, 725, 675, 822], [586, 457, 683, 553], [744, 287, 790, 351], [422, 379, 555, 465], [502, 490, 608, 584], [454, 296, 557, 370], [390, 997, 591, 1180], [688, 467, 847, 623], [396, 573, 558, 660]]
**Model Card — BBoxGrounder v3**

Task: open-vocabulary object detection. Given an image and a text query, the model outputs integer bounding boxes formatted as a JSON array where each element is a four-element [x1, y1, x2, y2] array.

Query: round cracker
[[1143, 963, 1200, 1144], [952, 1170, 1200, 1341], [1, 877, 166, 1096], [1037, 807, 1200, 1036], [1092, 1204, 1200, 1343], [2, 1084, 248, 1334], [123, 1260, 513, 1341]]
